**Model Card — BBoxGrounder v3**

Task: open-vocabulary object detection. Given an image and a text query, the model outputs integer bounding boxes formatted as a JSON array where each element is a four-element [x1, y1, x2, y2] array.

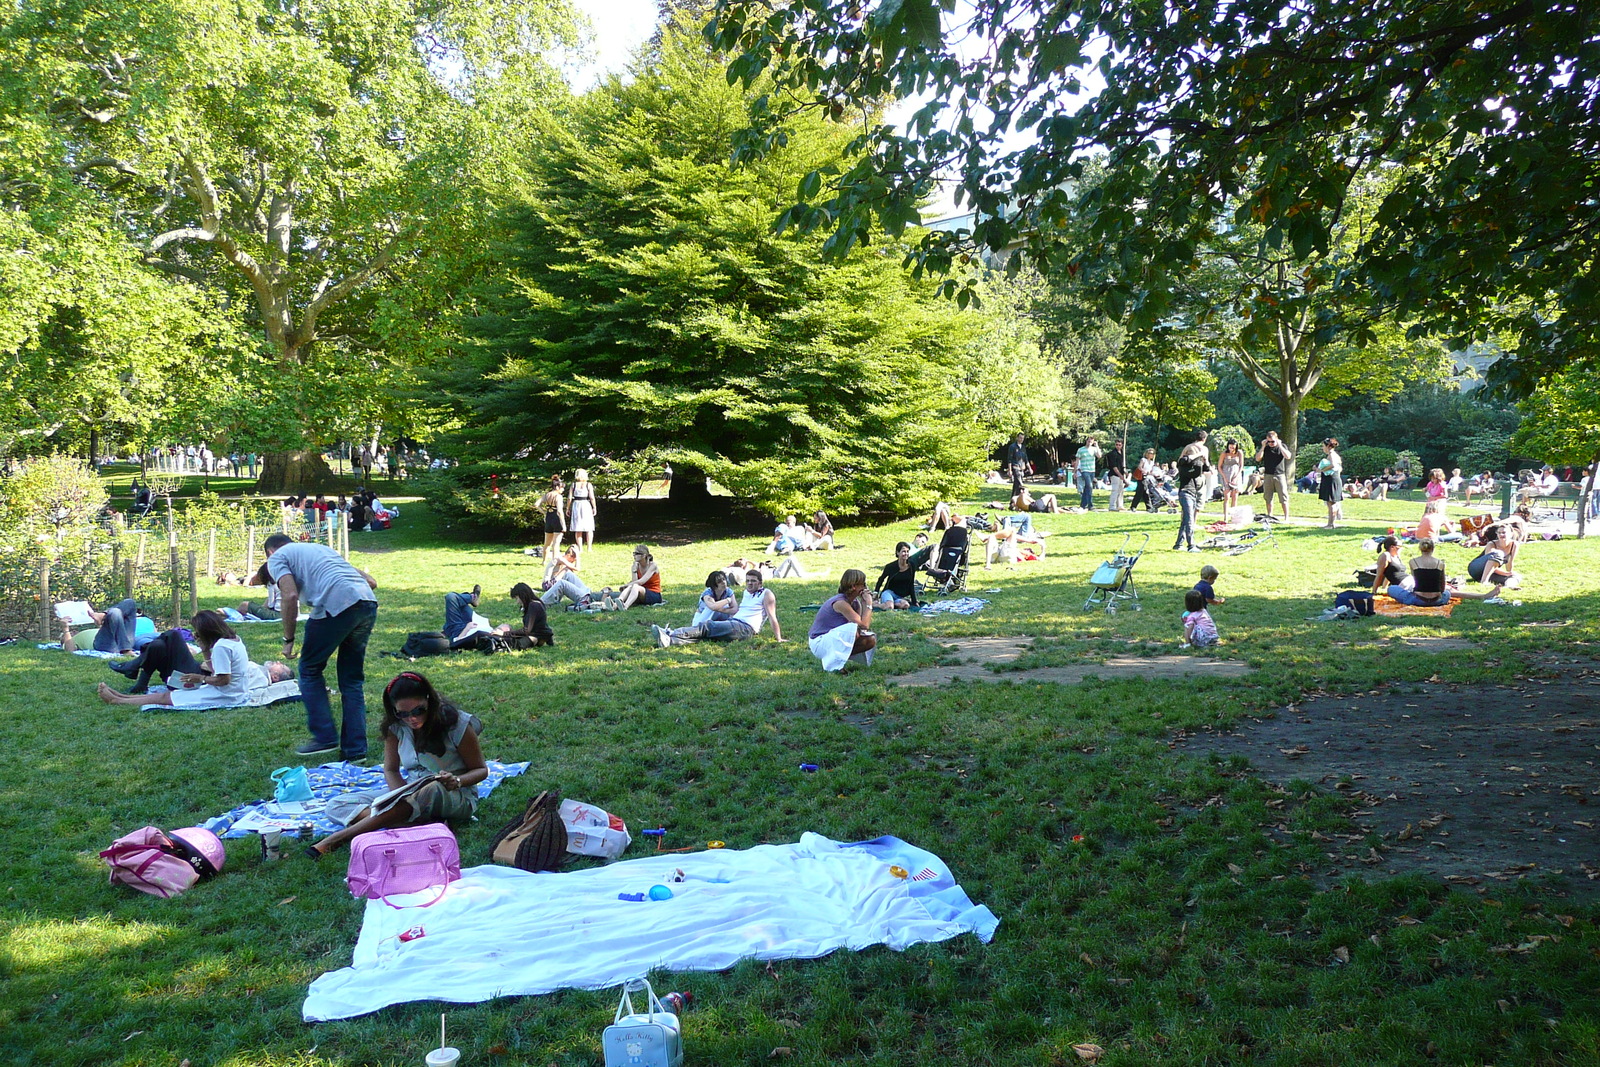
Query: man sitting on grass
[[651, 571, 785, 647]]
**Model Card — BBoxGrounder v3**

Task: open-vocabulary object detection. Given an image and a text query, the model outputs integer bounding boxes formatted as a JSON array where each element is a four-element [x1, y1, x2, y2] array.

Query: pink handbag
[[346, 825, 460, 908]]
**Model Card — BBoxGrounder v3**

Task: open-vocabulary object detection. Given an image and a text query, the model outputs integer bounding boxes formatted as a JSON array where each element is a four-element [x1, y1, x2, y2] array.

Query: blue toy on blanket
[[203, 759, 530, 839]]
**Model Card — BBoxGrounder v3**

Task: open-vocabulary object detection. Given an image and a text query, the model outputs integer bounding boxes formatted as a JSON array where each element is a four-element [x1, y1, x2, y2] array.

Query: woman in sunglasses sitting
[[305, 672, 486, 859]]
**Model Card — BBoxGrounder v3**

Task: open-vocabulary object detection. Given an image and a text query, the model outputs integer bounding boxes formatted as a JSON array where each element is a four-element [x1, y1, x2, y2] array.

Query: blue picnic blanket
[[35, 643, 125, 659], [203, 759, 531, 840], [916, 597, 990, 616]]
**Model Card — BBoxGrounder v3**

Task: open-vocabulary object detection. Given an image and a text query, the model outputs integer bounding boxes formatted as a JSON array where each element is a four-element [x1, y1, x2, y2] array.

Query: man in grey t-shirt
[[265, 534, 379, 759]]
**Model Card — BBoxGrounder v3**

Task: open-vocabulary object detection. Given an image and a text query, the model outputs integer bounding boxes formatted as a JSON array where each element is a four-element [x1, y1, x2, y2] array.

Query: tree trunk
[[1280, 405, 1299, 466], [257, 449, 340, 494], [88, 427, 99, 465], [666, 463, 714, 509]]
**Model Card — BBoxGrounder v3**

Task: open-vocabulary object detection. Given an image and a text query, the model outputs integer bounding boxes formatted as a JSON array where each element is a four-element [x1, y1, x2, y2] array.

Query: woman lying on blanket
[[306, 671, 487, 859], [96, 610, 290, 707]]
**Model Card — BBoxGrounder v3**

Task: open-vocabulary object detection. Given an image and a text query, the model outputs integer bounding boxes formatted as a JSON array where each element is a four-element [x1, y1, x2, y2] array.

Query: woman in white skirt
[[568, 468, 597, 553], [807, 569, 876, 672]]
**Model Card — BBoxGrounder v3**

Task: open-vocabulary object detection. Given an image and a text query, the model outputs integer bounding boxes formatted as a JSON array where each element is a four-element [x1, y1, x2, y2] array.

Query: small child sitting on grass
[[1181, 589, 1219, 648], [1193, 564, 1225, 606]]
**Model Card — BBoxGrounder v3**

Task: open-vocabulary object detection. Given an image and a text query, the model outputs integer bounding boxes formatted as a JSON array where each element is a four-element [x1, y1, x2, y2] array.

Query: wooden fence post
[[136, 530, 147, 571], [206, 528, 216, 580], [169, 543, 182, 627], [123, 558, 135, 600], [39, 561, 52, 641], [187, 550, 198, 619], [111, 542, 121, 585], [246, 525, 256, 577], [327, 516, 336, 552]]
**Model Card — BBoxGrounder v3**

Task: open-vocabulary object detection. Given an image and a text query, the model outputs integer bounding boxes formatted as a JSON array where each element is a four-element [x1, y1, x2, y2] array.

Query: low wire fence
[[0, 498, 353, 641]]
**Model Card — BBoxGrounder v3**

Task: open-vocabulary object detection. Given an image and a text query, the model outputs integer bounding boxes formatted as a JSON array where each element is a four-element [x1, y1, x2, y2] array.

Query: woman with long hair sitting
[[305, 672, 487, 859]]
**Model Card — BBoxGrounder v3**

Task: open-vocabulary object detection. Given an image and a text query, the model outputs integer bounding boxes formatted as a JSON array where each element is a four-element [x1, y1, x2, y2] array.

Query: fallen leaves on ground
[[1071, 1042, 1105, 1063]]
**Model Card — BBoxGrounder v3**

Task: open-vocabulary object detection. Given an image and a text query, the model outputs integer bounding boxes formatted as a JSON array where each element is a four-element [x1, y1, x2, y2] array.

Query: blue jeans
[[1077, 471, 1095, 509], [92, 598, 139, 653], [1002, 514, 1034, 535], [669, 619, 753, 644], [443, 591, 475, 642], [1387, 587, 1450, 608], [1175, 488, 1199, 548], [299, 600, 377, 759]]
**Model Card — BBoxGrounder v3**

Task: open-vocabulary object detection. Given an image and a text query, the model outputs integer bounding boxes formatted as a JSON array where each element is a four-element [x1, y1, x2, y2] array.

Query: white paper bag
[[560, 798, 632, 859]]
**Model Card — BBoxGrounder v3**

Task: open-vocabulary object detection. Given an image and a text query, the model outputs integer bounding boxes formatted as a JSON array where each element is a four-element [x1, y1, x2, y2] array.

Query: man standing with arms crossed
[[1256, 430, 1293, 520], [264, 532, 379, 760], [1076, 436, 1103, 510]]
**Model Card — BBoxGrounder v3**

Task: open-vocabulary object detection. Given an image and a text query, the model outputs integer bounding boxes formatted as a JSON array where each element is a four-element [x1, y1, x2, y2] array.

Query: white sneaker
[[653, 625, 671, 648]]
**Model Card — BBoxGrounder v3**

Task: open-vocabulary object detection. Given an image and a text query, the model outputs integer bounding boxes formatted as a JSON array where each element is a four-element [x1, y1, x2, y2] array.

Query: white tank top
[[733, 589, 768, 632]]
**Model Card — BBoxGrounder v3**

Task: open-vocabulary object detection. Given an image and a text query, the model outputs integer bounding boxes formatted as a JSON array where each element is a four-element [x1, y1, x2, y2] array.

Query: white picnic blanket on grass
[[302, 832, 998, 1021]]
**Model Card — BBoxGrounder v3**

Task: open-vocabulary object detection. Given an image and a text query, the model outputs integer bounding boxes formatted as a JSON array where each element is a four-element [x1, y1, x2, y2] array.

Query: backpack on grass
[[399, 631, 451, 658]]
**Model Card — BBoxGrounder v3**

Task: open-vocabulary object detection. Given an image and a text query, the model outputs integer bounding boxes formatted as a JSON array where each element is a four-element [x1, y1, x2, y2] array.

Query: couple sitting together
[[439, 584, 556, 650], [536, 545, 663, 612], [651, 569, 782, 647], [96, 609, 294, 707], [767, 511, 835, 554]]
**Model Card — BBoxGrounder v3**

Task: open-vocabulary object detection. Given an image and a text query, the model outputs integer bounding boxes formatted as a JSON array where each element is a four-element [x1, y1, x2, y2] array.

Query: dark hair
[[190, 609, 237, 650], [894, 541, 911, 554], [1225, 438, 1239, 452], [1184, 589, 1206, 612], [380, 672, 461, 757], [509, 582, 537, 607], [704, 570, 727, 590], [1380, 535, 1399, 551], [264, 532, 293, 553], [1324, 437, 1339, 448], [1194, 430, 1208, 442]]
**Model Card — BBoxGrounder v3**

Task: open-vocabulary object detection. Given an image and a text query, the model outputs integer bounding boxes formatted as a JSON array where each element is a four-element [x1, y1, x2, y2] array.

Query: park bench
[[1528, 481, 1587, 520]]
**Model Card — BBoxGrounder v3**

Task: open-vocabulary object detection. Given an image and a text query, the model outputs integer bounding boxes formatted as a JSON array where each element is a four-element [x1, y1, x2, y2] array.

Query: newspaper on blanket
[[368, 773, 451, 817]]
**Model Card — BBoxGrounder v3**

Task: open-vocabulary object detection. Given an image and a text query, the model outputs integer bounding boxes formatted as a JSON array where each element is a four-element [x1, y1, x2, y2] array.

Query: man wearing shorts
[[1256, 430, 1292, 519]]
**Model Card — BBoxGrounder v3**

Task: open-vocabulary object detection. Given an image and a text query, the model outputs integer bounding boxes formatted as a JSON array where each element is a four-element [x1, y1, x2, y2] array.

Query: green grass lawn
[[3, 484, 1598, 1066]]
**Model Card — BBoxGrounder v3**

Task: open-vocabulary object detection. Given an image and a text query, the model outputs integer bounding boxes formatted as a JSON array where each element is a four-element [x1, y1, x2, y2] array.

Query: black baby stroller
[[1084, 534, 1149, 614], [920, 525, 971, 596]]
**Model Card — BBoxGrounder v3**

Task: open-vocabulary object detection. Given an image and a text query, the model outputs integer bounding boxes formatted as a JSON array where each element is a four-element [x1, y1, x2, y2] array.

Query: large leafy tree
[[1, 0, 578, 488], [438, 26, 1015, 517], [707, 0, 1599, 388]]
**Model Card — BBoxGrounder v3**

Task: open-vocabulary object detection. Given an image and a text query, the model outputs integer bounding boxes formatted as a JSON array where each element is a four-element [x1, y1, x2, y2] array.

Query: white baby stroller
[[1084, 534, 1149, 614]]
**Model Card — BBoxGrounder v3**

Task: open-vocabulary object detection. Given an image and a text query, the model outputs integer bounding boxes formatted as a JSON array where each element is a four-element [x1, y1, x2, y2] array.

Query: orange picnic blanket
[[1374, 598, 1455, 618]]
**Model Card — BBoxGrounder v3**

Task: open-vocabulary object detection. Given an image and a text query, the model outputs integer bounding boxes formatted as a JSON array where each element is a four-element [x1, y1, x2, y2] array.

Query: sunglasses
[[395, 706, 428, 721]]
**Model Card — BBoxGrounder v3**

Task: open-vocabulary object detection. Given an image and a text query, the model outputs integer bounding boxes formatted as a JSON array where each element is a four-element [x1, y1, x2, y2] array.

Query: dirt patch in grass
[[889, 636, 1253, 687], [1175, 658, 1600, 897]]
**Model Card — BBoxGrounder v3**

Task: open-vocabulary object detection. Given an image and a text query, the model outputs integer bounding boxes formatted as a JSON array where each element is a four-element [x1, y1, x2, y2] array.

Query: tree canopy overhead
[[707, 0, 1600, 382], [1, 0, 580, 481]]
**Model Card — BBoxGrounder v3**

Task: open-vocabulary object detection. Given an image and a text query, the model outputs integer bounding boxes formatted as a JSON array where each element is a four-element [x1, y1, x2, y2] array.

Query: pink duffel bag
[[346, 824, 460, 908], [101, 826, 226, 899]]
